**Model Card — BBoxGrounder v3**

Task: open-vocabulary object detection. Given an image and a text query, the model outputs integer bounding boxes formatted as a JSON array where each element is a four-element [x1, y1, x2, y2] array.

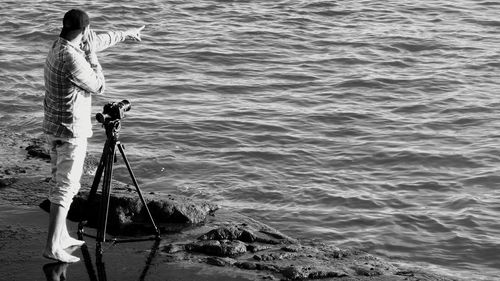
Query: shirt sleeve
[[65, 50, 105, 95], [92, 30, 125, 52]]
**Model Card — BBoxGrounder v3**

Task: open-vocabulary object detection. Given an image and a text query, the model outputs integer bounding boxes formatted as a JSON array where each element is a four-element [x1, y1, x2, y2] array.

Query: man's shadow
[[43, 262, 69, 281], [43, 246, 81, 281], [43, 240, 160, 281]]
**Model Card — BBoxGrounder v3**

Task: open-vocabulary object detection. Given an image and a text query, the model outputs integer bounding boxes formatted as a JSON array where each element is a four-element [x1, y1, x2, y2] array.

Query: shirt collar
[[58, 37, 84, 54]]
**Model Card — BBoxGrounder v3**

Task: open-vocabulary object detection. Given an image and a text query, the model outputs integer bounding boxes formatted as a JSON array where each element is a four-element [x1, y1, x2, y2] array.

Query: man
[[43, 8, 144, 263]]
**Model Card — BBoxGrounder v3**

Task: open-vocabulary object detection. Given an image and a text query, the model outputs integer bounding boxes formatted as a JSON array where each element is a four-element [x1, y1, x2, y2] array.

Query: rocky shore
[[0, 130, 462, 281]]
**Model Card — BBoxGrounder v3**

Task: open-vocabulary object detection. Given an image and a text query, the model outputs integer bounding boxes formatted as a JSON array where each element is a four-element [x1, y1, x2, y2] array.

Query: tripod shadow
[[80, 239, 161, 281]]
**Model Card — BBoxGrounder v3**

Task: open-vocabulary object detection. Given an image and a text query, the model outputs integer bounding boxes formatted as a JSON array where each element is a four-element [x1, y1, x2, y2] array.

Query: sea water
[[1, 0, 499, 279]]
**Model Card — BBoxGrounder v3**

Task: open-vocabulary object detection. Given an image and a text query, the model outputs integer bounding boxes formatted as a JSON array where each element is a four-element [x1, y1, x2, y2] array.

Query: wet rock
[[281, 265, 348, 280], [162, 243, 185, 254], [318, 244, 359, 259], [25, 138, 50, 159], [395, 270, 415, 277], [198, 226, 258, 243], [352, 265, 382, 276], [307, 269, 348, 279], [40, 186, 219, 235], [186, 240, 247, 257], [257, 263, 280, 272], [145, 194, 218, 224], [198, 226, 243, 241], [235, 261, 257, 270], [253, 253, 285, 261], [282, 245, 302, 252], [206, 256, 236, 267], [0, 178, 17, 188], [246, 244, 271, 253], [185, 240, 221, 255], [281, 266, 308, 280], [198, 225, 292, 245]]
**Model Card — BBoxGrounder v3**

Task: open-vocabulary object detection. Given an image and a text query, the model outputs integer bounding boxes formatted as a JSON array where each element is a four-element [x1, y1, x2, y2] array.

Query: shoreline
[[0, 130, 463, 281]]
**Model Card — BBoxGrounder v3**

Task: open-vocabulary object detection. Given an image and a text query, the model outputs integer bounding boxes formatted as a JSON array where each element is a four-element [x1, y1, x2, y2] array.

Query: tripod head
[[96, 100, 131, 141], [103, 119, 122, 141]]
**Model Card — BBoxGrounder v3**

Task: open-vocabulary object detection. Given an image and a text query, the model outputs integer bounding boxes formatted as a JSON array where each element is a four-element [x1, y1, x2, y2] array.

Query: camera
[[96, 100, 131, 124]]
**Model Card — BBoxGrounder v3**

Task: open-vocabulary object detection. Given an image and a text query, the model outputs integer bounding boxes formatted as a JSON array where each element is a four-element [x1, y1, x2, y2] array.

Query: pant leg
[[46, 135, 88, 209], [45, 135, 58, 183]]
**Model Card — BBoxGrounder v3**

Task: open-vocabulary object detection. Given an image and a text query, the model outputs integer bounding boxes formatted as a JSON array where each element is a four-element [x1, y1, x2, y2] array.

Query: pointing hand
[[125, 25, 145, 41]]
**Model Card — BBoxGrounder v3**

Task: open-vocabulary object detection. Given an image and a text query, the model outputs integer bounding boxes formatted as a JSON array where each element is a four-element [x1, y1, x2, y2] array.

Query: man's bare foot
[[61, 236, 85, 249], [43, 249, 80, 263]]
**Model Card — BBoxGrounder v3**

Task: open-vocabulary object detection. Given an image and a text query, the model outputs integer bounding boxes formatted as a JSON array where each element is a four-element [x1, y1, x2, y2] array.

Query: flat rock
[[39, 182, 219, 235]]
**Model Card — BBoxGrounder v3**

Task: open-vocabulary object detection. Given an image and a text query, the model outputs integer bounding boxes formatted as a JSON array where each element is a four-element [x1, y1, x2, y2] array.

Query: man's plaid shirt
[[43, 31, 124, 138]]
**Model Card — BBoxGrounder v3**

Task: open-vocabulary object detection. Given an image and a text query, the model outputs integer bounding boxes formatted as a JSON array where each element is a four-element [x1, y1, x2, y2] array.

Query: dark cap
[[60, 9, 89, 38]]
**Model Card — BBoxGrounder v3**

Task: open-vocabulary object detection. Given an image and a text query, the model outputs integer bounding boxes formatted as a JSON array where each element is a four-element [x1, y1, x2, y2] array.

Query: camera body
[[96, 100, 131, 124]]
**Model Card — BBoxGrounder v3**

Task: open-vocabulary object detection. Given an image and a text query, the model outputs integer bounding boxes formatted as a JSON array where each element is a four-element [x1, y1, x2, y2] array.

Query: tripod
[[78, 119, 160, 255]]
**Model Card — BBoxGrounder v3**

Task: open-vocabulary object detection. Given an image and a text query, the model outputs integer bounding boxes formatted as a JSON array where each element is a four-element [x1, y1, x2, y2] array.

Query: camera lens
[[119, 100, 131, 112]]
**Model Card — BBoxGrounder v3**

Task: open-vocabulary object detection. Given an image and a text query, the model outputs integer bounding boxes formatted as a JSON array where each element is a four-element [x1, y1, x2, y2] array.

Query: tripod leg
[[96, 142, 116, 244], [79, 139, 109, 233], [88, 139, 110, 201], [117, 143, 160, 237]]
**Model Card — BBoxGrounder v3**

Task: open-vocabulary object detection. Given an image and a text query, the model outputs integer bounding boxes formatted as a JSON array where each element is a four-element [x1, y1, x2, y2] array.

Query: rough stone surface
[[38, 186, 219, 235], [162, 243, 185, 254], [281, 266, 308, 280], [199, 225, 296, 245], [206, 256, 236, 267], [25, 137, 50, 159], [186, 240, 248, 257]]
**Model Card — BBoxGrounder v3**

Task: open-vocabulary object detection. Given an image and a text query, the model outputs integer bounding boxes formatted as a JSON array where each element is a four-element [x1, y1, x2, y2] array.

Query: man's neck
[[67, 34, 82, 46]]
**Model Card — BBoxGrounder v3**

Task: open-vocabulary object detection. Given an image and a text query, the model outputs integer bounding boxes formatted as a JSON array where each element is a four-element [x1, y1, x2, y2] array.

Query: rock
[[257, 264, 280, 272], [162, 243, 185, 254], [39, 185, 219, 235], [145, 194, 219, 224], [206, 257, 236, 267], [247, 244, 271, 253], [235, 261, 257, 270], [239, 229, 257, 242], [281, 266, 308, 280], [281, 265, 348, 280], [186, 240, 247, 257], [253, 253, 283, 261], [0, 178, 17, 188], [198, 225, 292, 245], [352, 265, 382, 276], [395, 270, 415, 277], [25, 138, 50, 159], [198, 226, 242, 241], [197, 226, 257, 243], [282, 245, 302, 252], [307, 269, 348, 279], [185, 240, 221, 255]]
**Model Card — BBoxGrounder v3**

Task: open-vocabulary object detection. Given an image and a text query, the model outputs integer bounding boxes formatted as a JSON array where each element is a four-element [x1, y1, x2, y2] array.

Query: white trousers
[[45, 134, 87, 209]]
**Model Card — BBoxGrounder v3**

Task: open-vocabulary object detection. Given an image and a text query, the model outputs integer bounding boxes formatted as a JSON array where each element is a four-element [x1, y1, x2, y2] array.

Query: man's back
[[43, 37, 102, 138]]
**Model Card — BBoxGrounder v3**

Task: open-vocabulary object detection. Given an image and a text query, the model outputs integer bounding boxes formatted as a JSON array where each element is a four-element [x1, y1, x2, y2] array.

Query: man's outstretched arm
[[84, 25, 145, 53]]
